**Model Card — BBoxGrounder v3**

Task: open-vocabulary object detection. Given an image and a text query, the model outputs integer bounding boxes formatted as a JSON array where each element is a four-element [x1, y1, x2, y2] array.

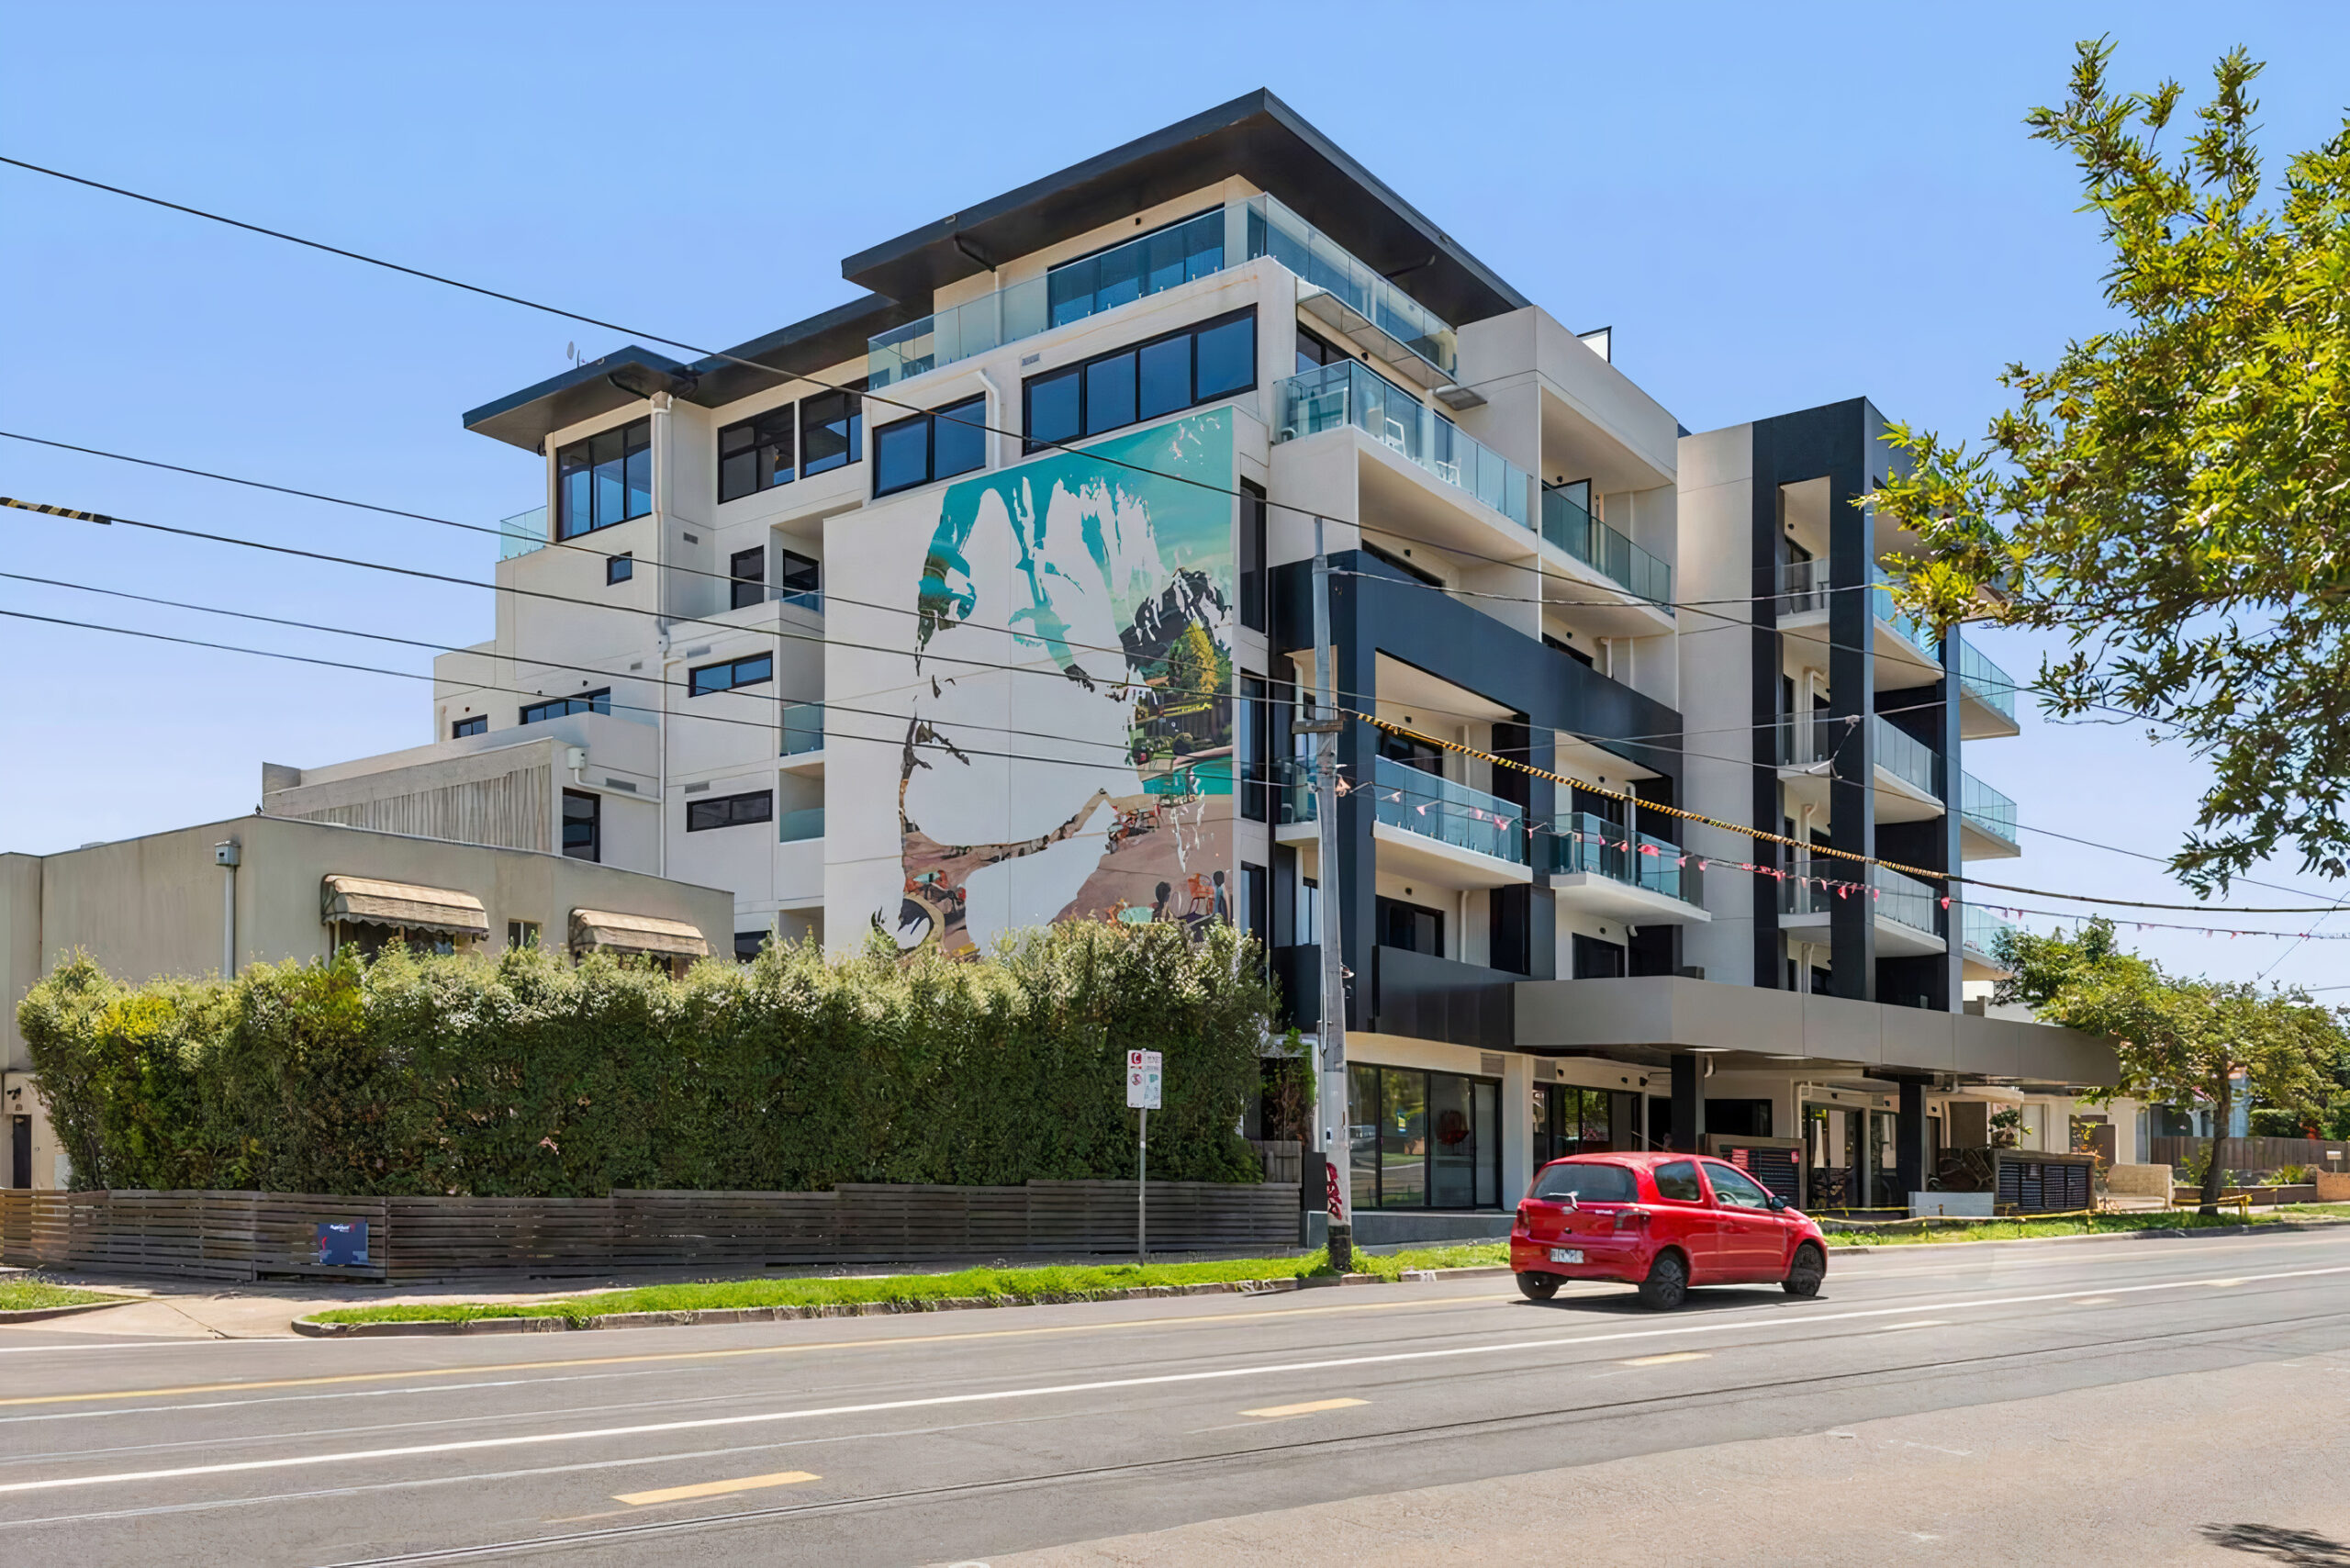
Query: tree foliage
[[1871, 39, 2350, 890], [1996, 918, 2343, 1209], [18, 920, 1273, 1197]]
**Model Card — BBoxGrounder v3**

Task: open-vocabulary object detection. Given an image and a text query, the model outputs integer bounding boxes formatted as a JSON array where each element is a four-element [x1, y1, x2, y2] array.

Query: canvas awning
[[569, 908, 711, 958], [320, 876, 490, 937]]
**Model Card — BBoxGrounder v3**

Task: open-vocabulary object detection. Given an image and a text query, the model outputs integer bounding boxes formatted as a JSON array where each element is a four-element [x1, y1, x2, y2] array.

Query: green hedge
[[19, 921, 1273, 1197]]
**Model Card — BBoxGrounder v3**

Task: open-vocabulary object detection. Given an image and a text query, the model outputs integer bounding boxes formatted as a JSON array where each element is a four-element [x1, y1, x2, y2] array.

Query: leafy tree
[[1997, 919, 2343, 1211], [1871, 39, 2350, 890]]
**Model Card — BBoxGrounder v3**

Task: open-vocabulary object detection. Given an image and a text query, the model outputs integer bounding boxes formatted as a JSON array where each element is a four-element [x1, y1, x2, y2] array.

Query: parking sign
[[1125, 1049, 1162, 1109]]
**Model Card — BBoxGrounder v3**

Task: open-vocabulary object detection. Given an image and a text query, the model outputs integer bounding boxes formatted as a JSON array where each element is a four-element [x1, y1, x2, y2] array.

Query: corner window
[[718, 405, 795, 503], [452, 714, 487, 739], [607, 553, 633, 585], [730, 546, 765, 610], [800, 383, 864, 476], [561, 789, 600, 862], [687, 790, 773, 833], [521, 689, 610, 724], [1023, 308, 1257, 453], [554, 418, 651, 539], [873, 395, 988, 498], [688, 654, 771, 697]]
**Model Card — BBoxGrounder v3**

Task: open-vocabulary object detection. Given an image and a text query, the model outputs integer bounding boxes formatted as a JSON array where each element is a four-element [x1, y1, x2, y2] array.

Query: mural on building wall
[[888, 409, 1236, 957]]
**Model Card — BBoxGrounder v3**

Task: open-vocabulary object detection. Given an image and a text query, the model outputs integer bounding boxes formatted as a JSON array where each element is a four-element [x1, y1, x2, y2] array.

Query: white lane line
[[1877, 1321, 1953, 1331], [5, 1260, 2345, 1498]]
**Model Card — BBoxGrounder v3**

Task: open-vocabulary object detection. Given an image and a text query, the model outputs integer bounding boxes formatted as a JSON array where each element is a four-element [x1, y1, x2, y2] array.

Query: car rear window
[[1532, 1163, 1637, 1204], [1653, 1161, 1705, 1203]]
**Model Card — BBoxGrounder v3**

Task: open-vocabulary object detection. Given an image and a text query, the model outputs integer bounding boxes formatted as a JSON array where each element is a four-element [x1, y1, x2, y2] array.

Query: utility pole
[[1300, 517, 1353, 1271]]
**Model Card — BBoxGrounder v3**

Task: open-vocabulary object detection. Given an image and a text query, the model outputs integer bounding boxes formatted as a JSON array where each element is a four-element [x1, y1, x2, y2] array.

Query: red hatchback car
[[1509, 1152, 1829, 1310]]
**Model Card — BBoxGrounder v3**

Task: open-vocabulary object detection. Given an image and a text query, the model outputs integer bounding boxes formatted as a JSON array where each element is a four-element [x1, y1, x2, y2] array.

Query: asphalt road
[[4, 1229, 2347, 1567]]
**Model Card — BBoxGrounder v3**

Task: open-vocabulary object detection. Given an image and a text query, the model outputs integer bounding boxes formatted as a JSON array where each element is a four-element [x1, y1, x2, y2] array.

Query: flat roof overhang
[[841, 89, 1529, 329], [1514, 975, 2117, 1087]]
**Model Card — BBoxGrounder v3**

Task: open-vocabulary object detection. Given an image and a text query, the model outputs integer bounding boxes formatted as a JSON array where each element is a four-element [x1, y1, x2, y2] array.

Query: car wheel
[[1636, 1249, 1689, 1311], [1783, 1243, 1826, 1298], [1516, 1271, 1561, 1302]]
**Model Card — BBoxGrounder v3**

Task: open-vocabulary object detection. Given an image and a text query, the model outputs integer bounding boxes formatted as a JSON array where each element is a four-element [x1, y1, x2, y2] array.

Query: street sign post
[[1127, 1050, 1161, 1259]]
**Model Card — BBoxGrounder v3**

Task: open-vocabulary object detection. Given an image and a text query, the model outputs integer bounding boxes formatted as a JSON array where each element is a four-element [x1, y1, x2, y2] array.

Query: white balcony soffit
[[1778, 905, 1947, 959], [1371, 821, 1533, 889], [1296, 286, 1454, 391], [1548, 872, 1710, 925]]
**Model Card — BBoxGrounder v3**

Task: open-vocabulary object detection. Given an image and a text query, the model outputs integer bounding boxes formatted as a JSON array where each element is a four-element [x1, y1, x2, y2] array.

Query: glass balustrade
[[1273, 361, 1529, 526], [776, 588, 824, 615], [1776, 557, 1830, 614], [498, 506, 549, 562], [1959, 638, 2020, 722], [1244, 195, 1457, 378], [1539, 486, 1673, 603], [1371, 755, 1527, 864], [780, 702, 824, 757], [1962, 772, 2018, 846], [1548, 811, 1703, 904], [1869, 563, 1941, 659], [777, 806, 825, 844], [1964, 903, 2016, 958], [1874, 714, 1942, 797], [1783, 859, 1941, 935]]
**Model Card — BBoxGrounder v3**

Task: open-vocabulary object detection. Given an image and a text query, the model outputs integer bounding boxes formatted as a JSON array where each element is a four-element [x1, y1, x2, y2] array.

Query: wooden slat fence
[[2149, 1136, 2349, 1173], [0, 1181, 1297, 1283]]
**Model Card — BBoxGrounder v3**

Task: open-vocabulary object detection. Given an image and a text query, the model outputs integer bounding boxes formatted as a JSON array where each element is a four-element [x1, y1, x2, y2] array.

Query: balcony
[[1271, 944, 1514, 1048], [1781, 859, 1946, 958], [1278, 756, 1531, 883], [1774, 560, 1943, 687], [778, 806, 825, 844], [1958, 638, 2021, 739], [1274, 360, 1529, 528], [780, 701, 824, 764], [1545, 811, 1709, 924], [869, 207, 1229, 388], [1960, 771, 2020, 860], [1963, 903, 2017, 980], [1539, 484, 1673, 611], [1778, 712, 1945, 823], [1246, 195, 1457, 388], [498, 505, 548, 563]]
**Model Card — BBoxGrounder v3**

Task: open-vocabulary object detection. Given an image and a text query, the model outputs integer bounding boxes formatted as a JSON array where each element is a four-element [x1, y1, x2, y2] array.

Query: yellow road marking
[[1240, 1397, 1368, 1418], [1622, 1351, 1709, 1366], [1882, 1320, 1953, 1330], [5, 1293, 1509, 1409], [615, 1470, 819, 1506], [2208, 1279, 2245, 1288]]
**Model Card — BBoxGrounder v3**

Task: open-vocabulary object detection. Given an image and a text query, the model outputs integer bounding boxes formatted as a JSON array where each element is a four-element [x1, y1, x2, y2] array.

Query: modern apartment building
[[274, 91, 2113, 1226]]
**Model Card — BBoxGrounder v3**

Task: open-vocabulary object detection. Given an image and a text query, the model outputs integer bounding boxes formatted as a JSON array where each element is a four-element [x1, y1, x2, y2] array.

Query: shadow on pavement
[[1512, 1287, 1818, 1316], [2200, 1524, 2350, 1566]]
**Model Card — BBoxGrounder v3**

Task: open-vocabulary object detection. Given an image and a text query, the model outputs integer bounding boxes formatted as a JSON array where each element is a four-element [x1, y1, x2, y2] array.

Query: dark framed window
[[1240, 861, 1268, 968], [1238, 479, 1268, 633], [1296, 326, 1348, 374], [688, 654, 771, 697], [733, 930, 768, 962], [1375, 896, 1443, 957], [718, 405, 795, 503], [778, 549, 819, 598], [873, 395, 987, 498], [1348, 1063, 1503, 1212], [451, 713, 487, 738], [1238, 673, 1268, 823], [730, 546, 765, 610], [607, 553, 633, 585], [521, 689, 610, 724], [555, 419, 651, 539], [562, 789, 599, 862], [1023, 308, 1257, 453], [800, 383, 865, 476], [1532, 1083, 1617, 1165], [1572, 933, 1627, 979], [686, 790, 773, 832]]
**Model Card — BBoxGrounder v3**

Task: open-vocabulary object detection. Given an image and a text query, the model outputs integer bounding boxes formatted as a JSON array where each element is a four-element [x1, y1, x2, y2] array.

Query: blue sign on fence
[[318, 1220, 369, 1267]]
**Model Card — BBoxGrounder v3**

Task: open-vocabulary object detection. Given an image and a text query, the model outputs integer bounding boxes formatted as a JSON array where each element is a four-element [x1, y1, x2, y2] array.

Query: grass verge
[[1824, 1206, 2350, 1247], [305, 1243, 1516, 1327], [0, 1281, 129, 1312]]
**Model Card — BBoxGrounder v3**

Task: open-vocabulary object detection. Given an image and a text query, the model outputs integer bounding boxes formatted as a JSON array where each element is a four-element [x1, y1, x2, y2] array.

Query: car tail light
[[1515, 1203, 1532, 1230], [1613, 1207, 1651, 1231]]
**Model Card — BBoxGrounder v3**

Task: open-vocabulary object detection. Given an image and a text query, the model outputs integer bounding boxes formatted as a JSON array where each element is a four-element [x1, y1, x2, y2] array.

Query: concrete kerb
[[0, 1297, 141, 1325], [1823, 1214, 2350, 1257], [288, 1266, 1522, 1338]]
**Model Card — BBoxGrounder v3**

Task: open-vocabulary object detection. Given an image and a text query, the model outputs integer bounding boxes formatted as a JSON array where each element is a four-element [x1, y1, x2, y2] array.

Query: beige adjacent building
[[1, 813, 732, 1189]]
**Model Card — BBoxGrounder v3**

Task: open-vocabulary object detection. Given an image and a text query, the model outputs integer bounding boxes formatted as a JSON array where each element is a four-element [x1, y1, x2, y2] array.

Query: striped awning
[[569, 908, 711, 958], [320, 876, 490, 937]]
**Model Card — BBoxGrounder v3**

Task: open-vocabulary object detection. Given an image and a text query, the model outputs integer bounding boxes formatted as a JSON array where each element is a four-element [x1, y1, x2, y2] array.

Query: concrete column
[[1671, 1053, 1707, 1154], [1895, 1075, 1930, 1204]]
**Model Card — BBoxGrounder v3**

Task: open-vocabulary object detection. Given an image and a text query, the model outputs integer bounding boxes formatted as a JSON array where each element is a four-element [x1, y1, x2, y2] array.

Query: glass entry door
[[1351, 1063, 1503, 1210]]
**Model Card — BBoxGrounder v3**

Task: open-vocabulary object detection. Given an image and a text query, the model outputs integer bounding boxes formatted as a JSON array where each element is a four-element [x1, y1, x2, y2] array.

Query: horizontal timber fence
[[0, 1182, 1300, 1284], [2149, 1136, 2349, 1173]]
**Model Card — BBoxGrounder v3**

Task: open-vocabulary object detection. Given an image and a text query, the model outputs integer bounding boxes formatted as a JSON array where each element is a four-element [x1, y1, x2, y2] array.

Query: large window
[[1238, 674, 1268, 823], [873, 395, 987, 498], [1348, 1063, 1503, 1212], [1533, 1083, 1617, 1166], [451, 714, 486, 739], [800, 384, 864, 476], [555, 419, 651, 539], [562, 789, 599, 862], [521, 689, 610, 724], [718, 406, 795, 503], [686, 790, 773, 832], [1375, 895, 1442, 956], [730, 546, 765, 610], [688, 654, 771, 697], [1023, 309, 1256, 453]]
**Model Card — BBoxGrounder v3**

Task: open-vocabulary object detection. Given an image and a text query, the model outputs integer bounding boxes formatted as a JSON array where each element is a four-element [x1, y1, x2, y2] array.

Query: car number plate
[[1549, 1248, 1583, 1264]]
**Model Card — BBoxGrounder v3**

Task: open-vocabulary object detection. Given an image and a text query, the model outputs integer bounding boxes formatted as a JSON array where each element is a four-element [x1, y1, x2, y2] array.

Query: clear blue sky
[[5, 2, 2346, 991]]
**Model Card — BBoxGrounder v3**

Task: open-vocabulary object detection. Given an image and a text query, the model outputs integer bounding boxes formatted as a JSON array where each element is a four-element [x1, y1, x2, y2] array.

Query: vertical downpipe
[[651, 391, 673, 878]]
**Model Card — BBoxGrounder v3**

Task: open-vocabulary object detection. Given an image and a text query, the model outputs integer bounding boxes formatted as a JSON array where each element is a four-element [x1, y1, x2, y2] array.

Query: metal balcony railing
[[1548, 812, 1704, 905], [1273, 360, 1529, 527], [1777, 556, 1830, 614], [1539, 486, 1672, 604]]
